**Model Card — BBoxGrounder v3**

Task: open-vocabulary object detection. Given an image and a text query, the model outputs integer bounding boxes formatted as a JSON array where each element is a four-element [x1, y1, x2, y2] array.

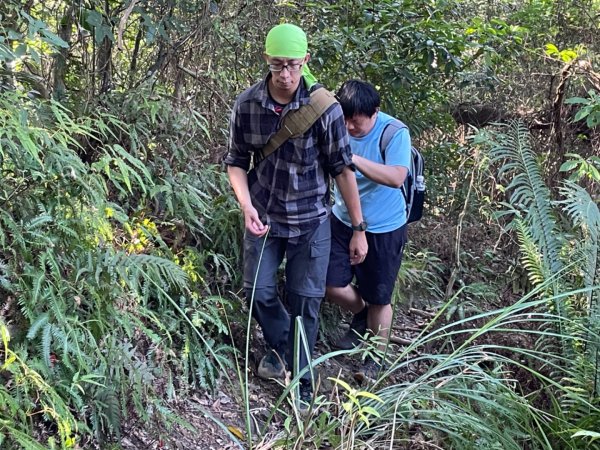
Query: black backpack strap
[[378, 119, 408, 162]]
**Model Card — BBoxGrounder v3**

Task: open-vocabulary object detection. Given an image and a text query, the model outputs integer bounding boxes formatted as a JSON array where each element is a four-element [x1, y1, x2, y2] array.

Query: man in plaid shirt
[[224, 24, 367, 410]]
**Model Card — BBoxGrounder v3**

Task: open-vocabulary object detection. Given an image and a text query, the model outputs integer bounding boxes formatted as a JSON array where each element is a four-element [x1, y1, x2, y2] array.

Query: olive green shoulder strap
[[258, 88, 338, 163]]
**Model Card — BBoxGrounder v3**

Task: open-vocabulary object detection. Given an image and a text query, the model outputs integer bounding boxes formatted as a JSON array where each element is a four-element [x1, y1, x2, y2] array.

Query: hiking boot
[[332, 313, 368, 350], [353, 358, 384, 384], [257, 350, 285, 380]]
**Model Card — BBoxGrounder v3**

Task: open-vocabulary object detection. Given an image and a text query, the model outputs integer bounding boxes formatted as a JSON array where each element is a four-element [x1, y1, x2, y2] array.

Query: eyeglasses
[[267, 62, 303, 73]]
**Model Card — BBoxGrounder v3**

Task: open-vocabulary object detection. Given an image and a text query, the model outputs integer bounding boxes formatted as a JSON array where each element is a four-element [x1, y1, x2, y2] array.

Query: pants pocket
[[310, 236, 329, 258]]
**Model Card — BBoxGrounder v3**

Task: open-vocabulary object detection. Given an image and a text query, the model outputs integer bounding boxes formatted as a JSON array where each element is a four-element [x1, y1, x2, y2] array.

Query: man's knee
[[326, 285, 346, 303], [245, 286, 278, 304], [288, 293, 322, 319]]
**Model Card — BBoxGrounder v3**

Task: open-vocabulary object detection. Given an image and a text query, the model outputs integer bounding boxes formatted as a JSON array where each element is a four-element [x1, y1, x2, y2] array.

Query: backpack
[[379, 119, 425, 224]]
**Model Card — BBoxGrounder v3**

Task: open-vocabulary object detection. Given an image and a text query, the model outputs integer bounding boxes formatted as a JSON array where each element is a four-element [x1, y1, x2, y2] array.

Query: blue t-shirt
[[333, 112, 412, 233]]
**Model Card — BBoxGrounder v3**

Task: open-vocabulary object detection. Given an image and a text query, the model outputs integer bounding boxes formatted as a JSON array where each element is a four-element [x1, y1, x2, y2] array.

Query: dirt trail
[[121, 305, 432, 450]]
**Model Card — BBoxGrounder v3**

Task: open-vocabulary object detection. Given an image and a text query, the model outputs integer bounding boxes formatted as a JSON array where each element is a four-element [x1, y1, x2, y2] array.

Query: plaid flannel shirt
[[224, 75, 353, 238]]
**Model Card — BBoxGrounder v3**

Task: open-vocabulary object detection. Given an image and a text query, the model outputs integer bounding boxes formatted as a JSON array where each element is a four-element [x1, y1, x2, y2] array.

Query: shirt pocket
[[290, 134, 319, 167]]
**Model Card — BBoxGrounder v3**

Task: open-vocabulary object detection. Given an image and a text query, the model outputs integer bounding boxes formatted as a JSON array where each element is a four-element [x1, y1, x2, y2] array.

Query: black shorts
[[326, 215, 407, 305]]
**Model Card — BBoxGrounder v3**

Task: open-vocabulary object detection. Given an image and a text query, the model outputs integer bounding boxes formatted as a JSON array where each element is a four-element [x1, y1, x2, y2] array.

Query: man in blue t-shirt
[[326, 80, 411, 382]]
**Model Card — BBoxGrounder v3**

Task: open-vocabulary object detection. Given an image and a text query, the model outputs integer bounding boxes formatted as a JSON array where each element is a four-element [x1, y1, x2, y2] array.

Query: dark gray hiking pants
[[243, 218, 330, 382]]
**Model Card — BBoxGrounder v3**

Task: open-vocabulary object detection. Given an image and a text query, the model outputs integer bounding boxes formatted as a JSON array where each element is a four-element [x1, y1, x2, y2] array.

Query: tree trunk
[[98, 0, 113, 94], [52, 5, 74, 101]]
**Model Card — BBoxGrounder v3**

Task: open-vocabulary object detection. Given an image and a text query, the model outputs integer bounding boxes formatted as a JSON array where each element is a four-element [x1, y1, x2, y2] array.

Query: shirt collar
[[254, 73, 311, 113]]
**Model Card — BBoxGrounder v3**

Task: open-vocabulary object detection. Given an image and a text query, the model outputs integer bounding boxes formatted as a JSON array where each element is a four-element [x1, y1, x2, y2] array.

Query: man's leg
[[243, 232, 288, 369], [325, 216, 368, 349], [353, 224, 407, 382], [367, 303, 393, 353], [326, 284, 369, 349], [326, 284, 365, 314], [285, 218, 331, 384]]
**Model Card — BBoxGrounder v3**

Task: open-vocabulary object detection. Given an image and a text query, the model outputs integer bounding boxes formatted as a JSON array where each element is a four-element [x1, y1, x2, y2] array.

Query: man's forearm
[[335, 166, 364, 225], [353, 154, 407, 189], [227, 165, 252, 211]]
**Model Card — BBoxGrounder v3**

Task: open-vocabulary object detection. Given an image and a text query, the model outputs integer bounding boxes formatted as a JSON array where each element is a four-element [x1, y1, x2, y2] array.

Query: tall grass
[[242, 285, 598, 449]]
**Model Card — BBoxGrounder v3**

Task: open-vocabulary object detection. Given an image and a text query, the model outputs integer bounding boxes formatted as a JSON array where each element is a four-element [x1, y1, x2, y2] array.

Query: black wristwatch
[[352, 221, 368, 232]]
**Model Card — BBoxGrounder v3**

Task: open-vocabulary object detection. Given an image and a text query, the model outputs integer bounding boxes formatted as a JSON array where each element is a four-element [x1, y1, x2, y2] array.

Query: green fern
[[559, 180, 600, 306], [559, 180, 600, 400], [191, 295, 232, 336], [0, 261, 10, 291], [513, 218, 548, 287], [482, 122, 600, 445], [488, 121, 563, 275], [1, 83, 237, 447]]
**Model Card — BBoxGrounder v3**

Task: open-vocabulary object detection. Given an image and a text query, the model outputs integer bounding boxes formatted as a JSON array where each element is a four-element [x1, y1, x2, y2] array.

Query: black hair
[[336, 80, 381, 118]]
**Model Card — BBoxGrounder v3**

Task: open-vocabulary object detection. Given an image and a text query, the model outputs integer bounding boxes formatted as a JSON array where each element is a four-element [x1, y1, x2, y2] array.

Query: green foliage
[[1, 319, 78, 449], [482, 122, 563, 274], [396, 245, 445, 306], [0, 5, 68, 65], [330, 377, 383, 428], [476, 122, 600, 448], [545, 43, 580, 63], [0, 87, 237, 447], [560, 153, 600, 182], [566, 90, 600, 129], [1, 0, 599, 448], [298, 0, 472, 131]]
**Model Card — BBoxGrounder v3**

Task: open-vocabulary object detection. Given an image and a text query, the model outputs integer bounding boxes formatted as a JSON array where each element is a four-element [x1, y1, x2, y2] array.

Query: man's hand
[[227, 166, 268, 237], [243, 204, 268, 237], [349, 231, 368, 265]]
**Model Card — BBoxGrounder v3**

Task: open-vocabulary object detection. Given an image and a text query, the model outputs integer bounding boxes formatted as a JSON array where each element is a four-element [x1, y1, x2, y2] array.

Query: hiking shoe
[[332, 314, 368, 350], [257, 350, 285, 380], [353, 358, 383, 384]]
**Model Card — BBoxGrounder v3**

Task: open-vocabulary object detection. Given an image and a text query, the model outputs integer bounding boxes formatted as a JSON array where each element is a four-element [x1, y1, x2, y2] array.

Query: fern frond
[[514, 218, 548, 287], [126, 253, 189, 290], [0, 421, 49, 450], [0, 260, 12, 291], [489, 121, 562, 275], [41, 323, 53, 368], [558, 180, 600, 401], [26, 313, 49, 340], [191, 296, 231, 336], [559, 180, 600, 294]]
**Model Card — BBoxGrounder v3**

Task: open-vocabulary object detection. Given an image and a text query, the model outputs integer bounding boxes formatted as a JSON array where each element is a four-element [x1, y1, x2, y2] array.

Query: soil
[[119, 305, 433, 450]]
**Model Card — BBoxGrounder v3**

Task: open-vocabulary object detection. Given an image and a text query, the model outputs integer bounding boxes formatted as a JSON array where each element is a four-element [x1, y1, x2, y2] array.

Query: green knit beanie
[[265, 23, 318, 89]]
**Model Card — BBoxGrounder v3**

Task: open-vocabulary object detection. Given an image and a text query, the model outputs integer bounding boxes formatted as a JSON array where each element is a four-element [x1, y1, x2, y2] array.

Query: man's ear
[[263, 53, 270, 63], [304, 53, 311, 64]]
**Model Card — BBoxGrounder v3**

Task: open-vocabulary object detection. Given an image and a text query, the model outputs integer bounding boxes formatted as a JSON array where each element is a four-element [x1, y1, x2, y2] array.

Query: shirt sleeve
[[319, 103, 354, 177], [384, 127, 412, 171], [223, 100, 252, 171]]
